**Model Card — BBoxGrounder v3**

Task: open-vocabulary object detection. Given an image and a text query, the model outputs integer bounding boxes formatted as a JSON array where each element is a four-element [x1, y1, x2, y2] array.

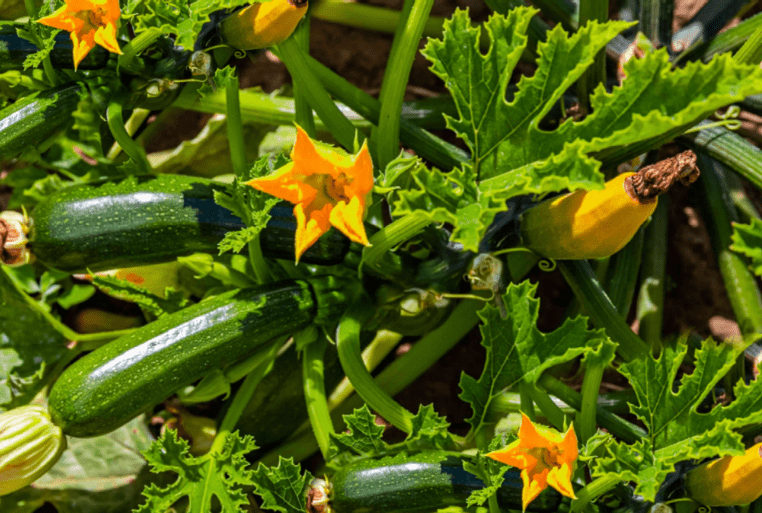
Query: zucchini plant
[[1, 0, 762, 512]]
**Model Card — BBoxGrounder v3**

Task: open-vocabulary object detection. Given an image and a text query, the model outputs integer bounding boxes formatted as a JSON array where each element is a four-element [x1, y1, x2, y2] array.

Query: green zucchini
[[0, 82, 88, 160], [309, 452, 561, 513], [48, 276, 351, 437], [0, 23, 109, 71], [16, 174, 350, 271]]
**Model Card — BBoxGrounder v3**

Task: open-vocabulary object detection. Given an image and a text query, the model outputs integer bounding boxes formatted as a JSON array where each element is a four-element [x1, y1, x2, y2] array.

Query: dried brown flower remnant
[[625, 150, 700, 204]]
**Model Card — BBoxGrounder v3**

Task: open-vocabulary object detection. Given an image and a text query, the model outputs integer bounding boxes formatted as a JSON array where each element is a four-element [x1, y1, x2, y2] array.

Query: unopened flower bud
[[0, 405, 66, 495]]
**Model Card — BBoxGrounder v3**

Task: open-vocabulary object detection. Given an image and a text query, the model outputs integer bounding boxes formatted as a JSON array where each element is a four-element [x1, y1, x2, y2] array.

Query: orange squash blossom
[[247, 125, 373, 262], [37, 0, 122, 69], [487, 413, 578, 511]]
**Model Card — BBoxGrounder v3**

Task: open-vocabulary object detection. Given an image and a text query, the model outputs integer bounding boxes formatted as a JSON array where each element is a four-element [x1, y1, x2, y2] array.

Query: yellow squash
[[220, 0, 308, 50], [520, 172, 657, 260], [685, 442, 762, 506]]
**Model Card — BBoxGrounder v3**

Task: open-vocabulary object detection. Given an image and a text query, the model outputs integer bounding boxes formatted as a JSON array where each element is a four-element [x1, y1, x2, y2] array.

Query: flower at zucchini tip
[[37, 0, 122, 70], [246, 125, 373, 262], [0, 405, 66, 496], [487, 413, 578, 511]]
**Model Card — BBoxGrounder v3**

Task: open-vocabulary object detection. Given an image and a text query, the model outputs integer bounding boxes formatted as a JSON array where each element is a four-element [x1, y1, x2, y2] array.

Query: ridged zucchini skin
[[48, 278, 345, 437], [320, 452, 561, 513], [26, 175, 350, 272], [0, 82, 87, 160]]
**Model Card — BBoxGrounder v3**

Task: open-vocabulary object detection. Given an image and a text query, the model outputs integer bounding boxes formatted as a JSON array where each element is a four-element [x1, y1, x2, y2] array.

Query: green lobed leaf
[[135, 429, 257, 513], [214, 153, 286, 255], [328, 404, 386, 459], [731, 218, 762, 276], [591, 339, 762, 500], [405, 403, 455, 451], [198, 66, 237, 99], [0, 266, 68, 409], [252, 457, 313, 513], [459, 280, 609, 433], [464, 433, 515, 507], [128, 0, 250, 52], [402, 8, 762, 251]]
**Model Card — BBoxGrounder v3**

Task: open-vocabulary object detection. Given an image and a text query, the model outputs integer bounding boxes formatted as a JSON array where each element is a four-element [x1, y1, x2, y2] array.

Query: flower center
[[304, 173, 353, 206], [73, 6, 107, 31]]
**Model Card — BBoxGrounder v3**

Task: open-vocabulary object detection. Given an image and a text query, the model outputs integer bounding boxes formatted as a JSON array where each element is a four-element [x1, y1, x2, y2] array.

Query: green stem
[[474, 429, 501, 513], [107, 108, 151, 160], [336, 296, 414, 433], [577, 0, 608, 114], [106, 99, 151, 173], [303, 53, 469, 170], [303, 333, 333, 460], [558, 260, 650, 362], [604, 225, 645, 317], [570, 474, 620, 512], [725, 169, 761, 223], [226, 75, 248, 177], [529, 0, 578, 31], [273, 37, 359, 151], [117, 28, 163, 74], [734, 19, 762, 66], [639, 0, 674, 48], [539, 374, 647, 442], [291, 14, 316, 136], [210, 343, 278, 455], [699, 155, 762, 338], [678, 12, 762, 63], [25, 0, 60, 86], [225, 74, 270, 283], [680, 124, 762, 192], [518, 381, 536, 421], [525, 382, 568, 431], [637, 199, 668, 349], [578, 358, 605, 444], [328, 329, 404, 408], [374, 0, 434, 171], [311, 0, 446, 38], [260, 299, 482, 465], [362, 213, 431, 276]]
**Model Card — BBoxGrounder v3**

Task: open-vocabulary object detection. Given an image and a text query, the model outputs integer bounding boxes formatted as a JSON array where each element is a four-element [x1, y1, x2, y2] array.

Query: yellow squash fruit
[[685, 442, 762, 507], [220, 0, 308, 50], [520, 172, 658, 260]]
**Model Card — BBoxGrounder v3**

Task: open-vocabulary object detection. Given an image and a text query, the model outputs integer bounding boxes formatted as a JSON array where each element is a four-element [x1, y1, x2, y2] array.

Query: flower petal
[[329, 197, 369, 246], [559, 424, 579, 463], [521, 467, 548, 511], [518, 413, 555, 451], [291, 125, 330, 177], [70, 29, 96, 69], [487, 439, 539, 469], [247, 163, 318, 205], [294, 203, 332, 262], [94, 23, 122, 54], [37, 6, 76, 31], [546, 463, 576, 499]]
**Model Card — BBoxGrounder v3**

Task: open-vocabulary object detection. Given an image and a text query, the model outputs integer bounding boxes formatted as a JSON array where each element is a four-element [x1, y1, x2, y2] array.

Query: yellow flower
[[247, 125, 373, 262], [487, 413, 578, 511], [37, 0, 122, 69]]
